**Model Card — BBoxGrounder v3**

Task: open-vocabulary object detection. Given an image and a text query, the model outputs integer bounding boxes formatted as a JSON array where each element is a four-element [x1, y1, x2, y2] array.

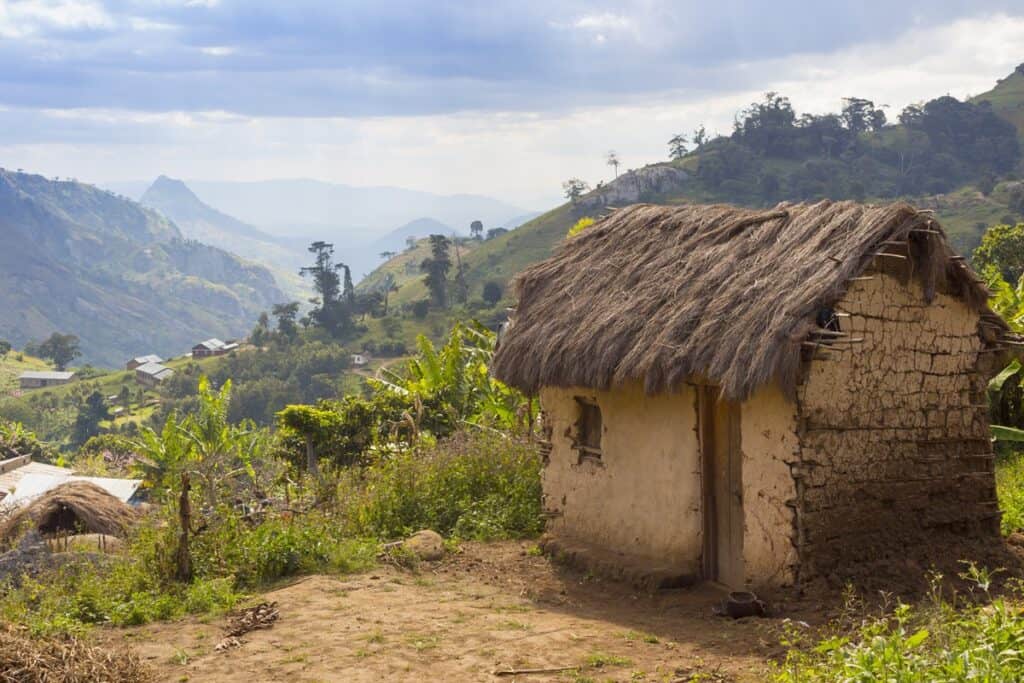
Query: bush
[[997, 451, 1024, 535], [775, 571, 1024, 681], [342, 430, 543, 541]]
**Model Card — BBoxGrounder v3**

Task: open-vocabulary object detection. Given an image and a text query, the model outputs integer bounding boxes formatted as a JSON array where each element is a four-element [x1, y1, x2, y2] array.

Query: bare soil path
[[102, 542, 802, 682]]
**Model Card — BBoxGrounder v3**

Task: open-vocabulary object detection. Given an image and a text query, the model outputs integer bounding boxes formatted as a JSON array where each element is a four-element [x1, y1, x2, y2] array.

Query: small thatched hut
[[492, 200, 1013, 590], [0, 481, 137, 548]]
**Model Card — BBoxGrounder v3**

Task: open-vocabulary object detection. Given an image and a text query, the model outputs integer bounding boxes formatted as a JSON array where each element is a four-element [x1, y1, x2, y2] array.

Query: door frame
[[697, 385, 744, 586]]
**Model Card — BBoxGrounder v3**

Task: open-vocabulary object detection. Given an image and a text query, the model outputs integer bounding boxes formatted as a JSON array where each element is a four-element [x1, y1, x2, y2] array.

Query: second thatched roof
[[491, 200, 1006, 400], [0, 481, 137, 548]]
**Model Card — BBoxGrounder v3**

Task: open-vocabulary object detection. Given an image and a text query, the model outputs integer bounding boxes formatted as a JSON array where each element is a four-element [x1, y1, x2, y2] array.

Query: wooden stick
[[849, 276, 874, 282], [494, 666, 579, 677], [873, 252, 908, 260], [827, 255, 842, 263], [811, 329, 848, 337]]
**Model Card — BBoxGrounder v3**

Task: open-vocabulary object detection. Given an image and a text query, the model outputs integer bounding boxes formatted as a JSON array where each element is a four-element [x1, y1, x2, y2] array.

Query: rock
[[579, 165, 689, 211], [403, 530, 445, 561]]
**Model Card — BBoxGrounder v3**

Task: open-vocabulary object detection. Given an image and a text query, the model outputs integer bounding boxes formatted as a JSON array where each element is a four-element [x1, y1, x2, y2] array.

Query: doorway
[[698, 385, 744, 588]]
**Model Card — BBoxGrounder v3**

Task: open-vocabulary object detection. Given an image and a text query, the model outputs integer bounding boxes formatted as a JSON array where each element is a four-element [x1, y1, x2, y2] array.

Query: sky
[[1, 1, 1024, 208]]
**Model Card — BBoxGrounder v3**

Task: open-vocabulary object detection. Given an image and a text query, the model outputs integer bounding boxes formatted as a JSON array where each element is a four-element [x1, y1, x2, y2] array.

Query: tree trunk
[[305, 437, 319, 479], [176, 472, 192, 582]]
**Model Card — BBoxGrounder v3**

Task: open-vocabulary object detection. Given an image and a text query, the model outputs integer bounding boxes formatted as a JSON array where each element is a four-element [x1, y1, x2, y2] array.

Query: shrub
[[342, 430, 543, 541], [775, 570, 1024, 681]]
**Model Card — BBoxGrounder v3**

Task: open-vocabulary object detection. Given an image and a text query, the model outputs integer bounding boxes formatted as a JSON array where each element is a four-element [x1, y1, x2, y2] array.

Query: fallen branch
[[493, 665, 578, 677]]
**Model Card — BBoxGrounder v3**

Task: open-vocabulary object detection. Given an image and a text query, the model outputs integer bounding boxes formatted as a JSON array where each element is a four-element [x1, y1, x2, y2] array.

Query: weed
[[584, 652, 633, 668]]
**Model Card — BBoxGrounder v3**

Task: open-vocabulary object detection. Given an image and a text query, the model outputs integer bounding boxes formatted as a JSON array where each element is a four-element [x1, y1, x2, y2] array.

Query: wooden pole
[[176, 472, 192, 582]]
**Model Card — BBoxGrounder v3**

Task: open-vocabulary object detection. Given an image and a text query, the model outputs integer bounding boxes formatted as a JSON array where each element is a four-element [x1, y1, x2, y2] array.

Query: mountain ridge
[[0, 169, 284, 367]]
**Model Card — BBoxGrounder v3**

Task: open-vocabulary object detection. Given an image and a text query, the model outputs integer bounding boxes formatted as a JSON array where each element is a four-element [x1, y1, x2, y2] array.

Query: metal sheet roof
[[18, 371, 75, 381], [0, 459, 73, 495]]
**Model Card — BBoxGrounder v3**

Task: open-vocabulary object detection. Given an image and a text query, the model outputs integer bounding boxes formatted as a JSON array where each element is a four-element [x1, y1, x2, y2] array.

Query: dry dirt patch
[[101, 542, 798, 682]]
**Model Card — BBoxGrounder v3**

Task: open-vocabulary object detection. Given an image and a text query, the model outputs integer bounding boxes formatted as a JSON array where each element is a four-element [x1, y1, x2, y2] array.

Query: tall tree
[[562, 178, 590, 204], [470, 220, 484, 240], [451, 235, 468, 305], [271, 302, 300, 340], [37, 332, 80, 370], [482, 281, 503, 306], [300, 242, 353, 337], [421, 234, 452, 308], [606, 151, 621, 178], [73, 390, 110, 446], [692, 124, 708, 149], [668, 134, 689, 160]]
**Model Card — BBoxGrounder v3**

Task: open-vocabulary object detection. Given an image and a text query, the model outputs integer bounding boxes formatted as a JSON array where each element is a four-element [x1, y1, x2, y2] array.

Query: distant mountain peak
[[144, 175, 204, 208]]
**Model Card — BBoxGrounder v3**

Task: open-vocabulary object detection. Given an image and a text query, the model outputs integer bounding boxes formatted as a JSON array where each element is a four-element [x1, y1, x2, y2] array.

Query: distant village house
[[493, 201, 1010, 591], [126, 354, 162, 371], [135, 361, 174, 388], [191, 338, 239, 358], [351, 353, 369, 367], [18, 371, 75, 390]]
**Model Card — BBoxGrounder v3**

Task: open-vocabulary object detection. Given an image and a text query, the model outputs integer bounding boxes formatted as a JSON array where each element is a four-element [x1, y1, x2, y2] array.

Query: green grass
[[775, 579, 1024, 682], [973, 70, 1024, 140], [0, 352, 52, 395], [997, 451, 1024, 535]]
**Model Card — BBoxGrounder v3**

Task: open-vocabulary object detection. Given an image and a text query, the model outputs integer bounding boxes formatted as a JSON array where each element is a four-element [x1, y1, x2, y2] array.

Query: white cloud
[[0, 0, 112, 38], [573, 12, 633, 31], [199, 45, 236, 57]]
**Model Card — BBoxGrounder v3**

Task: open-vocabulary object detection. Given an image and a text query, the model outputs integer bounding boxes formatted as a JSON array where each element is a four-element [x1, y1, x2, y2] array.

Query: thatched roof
[[0, 481, 137, 548], [492, 200, 1007, 400]]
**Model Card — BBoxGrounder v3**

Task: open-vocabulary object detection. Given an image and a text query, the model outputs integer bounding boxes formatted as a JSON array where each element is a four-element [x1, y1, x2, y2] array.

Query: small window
[[574, 397, 602, 460]]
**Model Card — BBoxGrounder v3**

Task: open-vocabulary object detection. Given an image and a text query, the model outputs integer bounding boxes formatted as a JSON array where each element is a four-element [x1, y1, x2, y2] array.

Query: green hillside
[[369, 66, 1024, 313], [0, 169, 284, 367], [0, 352, 53, 394], [974, 65, 1024, 138]]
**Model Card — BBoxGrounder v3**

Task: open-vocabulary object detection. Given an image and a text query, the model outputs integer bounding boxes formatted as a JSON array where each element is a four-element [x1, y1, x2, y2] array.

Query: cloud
[[1, 4, 1024, 205], [0, 0, 112, 38], [0, 0, 1021, 117]]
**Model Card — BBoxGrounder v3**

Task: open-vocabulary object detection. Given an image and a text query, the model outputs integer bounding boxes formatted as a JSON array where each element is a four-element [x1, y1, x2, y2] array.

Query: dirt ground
[[101, 542, 811, 682]]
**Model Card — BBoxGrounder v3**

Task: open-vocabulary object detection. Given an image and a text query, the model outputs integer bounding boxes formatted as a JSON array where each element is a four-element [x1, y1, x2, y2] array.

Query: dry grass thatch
[[0, 625, 151, 683], [492, 200, 1006, 400], [0, 481, 137, 549]]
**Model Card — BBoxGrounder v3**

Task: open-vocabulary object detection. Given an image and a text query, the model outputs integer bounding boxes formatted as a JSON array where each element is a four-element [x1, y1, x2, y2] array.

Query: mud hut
[[492, 200, 1014, 590], [0, 481, 137, 548]]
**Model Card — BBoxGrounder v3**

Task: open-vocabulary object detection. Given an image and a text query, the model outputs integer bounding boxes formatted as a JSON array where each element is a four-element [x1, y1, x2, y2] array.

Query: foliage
[[373, 321, 532, 435], [421, 234, 452, 309], [567, 217, 596, 238], [31, 332, 81, 371], [562, 178, 589, 204], [341, 429, 542, 541], [974, 223, 1024, 284], [301, 241, 358, 338], [775, 575, 1024, 682], [997, 451, 1024, 535], [482, 280, 503, 306], [0, 419, 57, 462], [158, 338, 355, 425], [667, 134, 688, 160], [71, 390, 110, 447]]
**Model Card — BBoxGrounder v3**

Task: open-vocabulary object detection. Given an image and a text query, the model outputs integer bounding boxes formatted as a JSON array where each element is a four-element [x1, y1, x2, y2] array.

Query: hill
[[368, 66, 1024, 316], [139, 176, 308, 297], [0, 169, 284, 367], [974, 64, 1024, 138]]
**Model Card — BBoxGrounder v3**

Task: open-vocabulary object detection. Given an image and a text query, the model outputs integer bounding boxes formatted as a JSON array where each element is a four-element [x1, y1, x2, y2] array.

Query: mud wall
[[539, 382, 703, 574], [740, 384, 800, 587], [795, 272, 999, 581]]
